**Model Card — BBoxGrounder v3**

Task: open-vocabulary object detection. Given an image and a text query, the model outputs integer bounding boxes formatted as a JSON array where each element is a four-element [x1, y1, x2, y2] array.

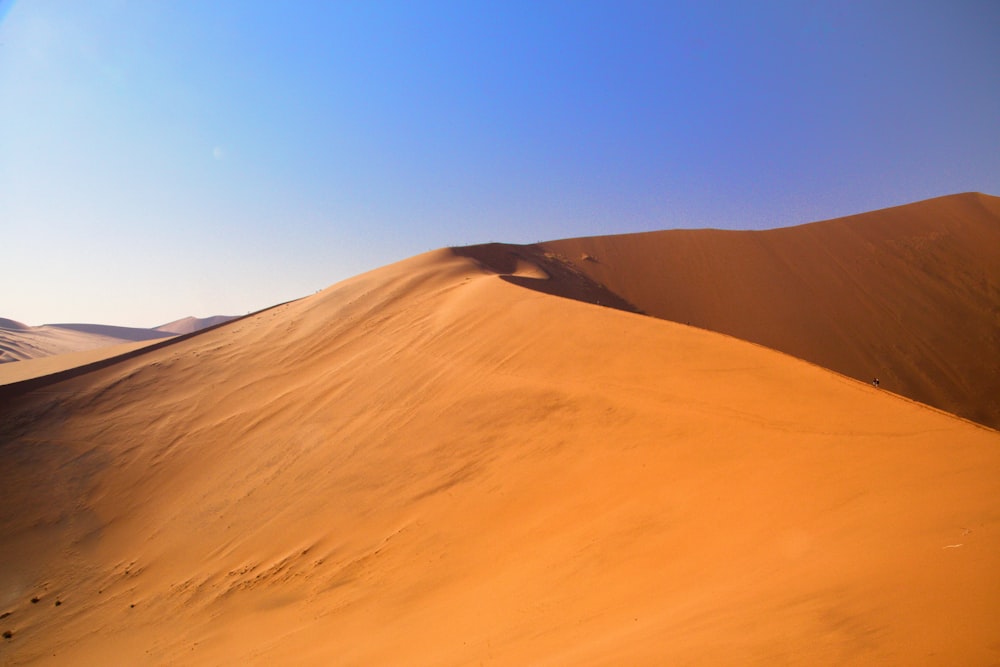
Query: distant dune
[[1, 225, 997, 664], [0, 317, 235, 365], [155, 315, 237, 335], [459, 192, 1000, 429], [45, 323, 175, 342], [0, 339, 177, 387], [0, 321, 171, 365], [0, 318, 30, 330]]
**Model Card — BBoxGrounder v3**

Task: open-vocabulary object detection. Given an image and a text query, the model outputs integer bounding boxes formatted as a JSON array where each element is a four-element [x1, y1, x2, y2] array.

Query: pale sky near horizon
[[2, 1, 998, 328]]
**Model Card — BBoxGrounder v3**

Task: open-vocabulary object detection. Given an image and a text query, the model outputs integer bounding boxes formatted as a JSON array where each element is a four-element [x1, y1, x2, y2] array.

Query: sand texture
[[0, 313, 256, 391], [0, 339, 170, 386], [1, 317, 234, 366], [535, 192, 1000, 429], [1, 233, 998, 664], [0, 321, 176, 365]]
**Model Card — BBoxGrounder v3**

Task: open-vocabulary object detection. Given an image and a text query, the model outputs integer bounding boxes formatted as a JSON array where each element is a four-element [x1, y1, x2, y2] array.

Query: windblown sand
[[1, 235, 997, 664], [0, 339, 168, 386], [540, 192, 1000, 429]]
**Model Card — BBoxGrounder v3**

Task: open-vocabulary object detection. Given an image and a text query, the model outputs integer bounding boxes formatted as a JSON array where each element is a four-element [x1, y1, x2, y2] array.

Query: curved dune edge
[[1, 248, 997, 665], [458, 193, 1000, 430]]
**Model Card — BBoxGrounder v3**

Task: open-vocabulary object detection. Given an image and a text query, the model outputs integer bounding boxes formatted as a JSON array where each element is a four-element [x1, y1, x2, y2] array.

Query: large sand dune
[[1, 245, 997, 665], [532, 192, 1000, 429]]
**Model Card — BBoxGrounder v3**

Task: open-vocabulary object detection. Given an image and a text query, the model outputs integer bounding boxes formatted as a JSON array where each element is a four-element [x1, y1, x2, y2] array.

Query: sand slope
[[0, 339, 170, 387], [0, 312, 257, 390], [0, 322, 173, 365], [533, 192, 1000, 429], [1, 248, 997, 665], [1, 315, 234, 367], [155, 315, 237, 335]]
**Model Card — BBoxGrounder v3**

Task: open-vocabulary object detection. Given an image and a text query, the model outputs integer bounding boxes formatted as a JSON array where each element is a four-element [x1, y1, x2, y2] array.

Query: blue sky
[[2, 1, 998, 327]]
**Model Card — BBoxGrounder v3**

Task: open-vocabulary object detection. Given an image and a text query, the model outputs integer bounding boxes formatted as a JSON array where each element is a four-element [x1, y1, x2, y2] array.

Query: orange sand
[[1, 239, 998, 665], [0, 339, 167, 386], [539, 192, 1000, 429]]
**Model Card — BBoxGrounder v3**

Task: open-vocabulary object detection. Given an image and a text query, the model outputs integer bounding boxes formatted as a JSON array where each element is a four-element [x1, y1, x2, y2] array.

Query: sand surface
[[0, 339, 169, 386], [0, 323, 173, 365], [1, 243, 998, 665], [1, 317, 237, 366], [0, 324, 160, 365], [155, 316, 237, 335], [536, 192, 1000, 429]]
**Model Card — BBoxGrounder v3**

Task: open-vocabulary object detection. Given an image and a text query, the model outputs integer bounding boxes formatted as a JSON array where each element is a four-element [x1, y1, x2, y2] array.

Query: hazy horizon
[[2, 0, 999, 327]]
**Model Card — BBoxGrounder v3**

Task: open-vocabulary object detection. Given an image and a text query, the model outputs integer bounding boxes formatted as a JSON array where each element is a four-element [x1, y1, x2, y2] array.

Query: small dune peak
[[154, 315, 237, 335], [0, 318, 30, 331]]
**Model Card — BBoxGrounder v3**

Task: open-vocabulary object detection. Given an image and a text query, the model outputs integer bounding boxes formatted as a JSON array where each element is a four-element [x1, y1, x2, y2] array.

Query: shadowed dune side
[[0, 318, 30, 330], [451, 243, 641, 313], [531, 192, 1000, 429], [1, 249, 997, 665]]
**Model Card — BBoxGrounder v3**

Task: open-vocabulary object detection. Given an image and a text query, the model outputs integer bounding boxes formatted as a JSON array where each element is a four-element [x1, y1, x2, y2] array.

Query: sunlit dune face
[[1, 239, 997, 665]]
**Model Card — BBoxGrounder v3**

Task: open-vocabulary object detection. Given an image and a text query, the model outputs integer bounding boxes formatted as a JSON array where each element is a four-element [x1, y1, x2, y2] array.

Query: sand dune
[[0, 339, 171, 387], [155, 315, 237, 335], [0, 321, 170, 365], [0, 318, 30, 330], [1, 246, 997, 665], [508, 192, 1000, 429], [43, 324, 175, 343], [0, 312, 255, 391], [1, 316, 236, 366]]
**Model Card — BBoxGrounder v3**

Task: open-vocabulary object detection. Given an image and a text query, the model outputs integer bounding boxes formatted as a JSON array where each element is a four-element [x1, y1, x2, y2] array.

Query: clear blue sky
[[2, 1, 998, 327]]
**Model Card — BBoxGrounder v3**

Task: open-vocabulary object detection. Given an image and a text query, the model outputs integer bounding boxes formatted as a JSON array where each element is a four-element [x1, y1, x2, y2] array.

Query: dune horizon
[[6, 192, 997, 422], [1, 193, 998, 664], [0, 321, 172, 366], [0, 316, 239, 369]]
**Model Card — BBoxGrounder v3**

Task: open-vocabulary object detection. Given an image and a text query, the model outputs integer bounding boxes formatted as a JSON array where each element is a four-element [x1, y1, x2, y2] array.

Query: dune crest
[[0, 318, 30, 330], [1, 246, 997, 665], [461, 192, 1000, 429]]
